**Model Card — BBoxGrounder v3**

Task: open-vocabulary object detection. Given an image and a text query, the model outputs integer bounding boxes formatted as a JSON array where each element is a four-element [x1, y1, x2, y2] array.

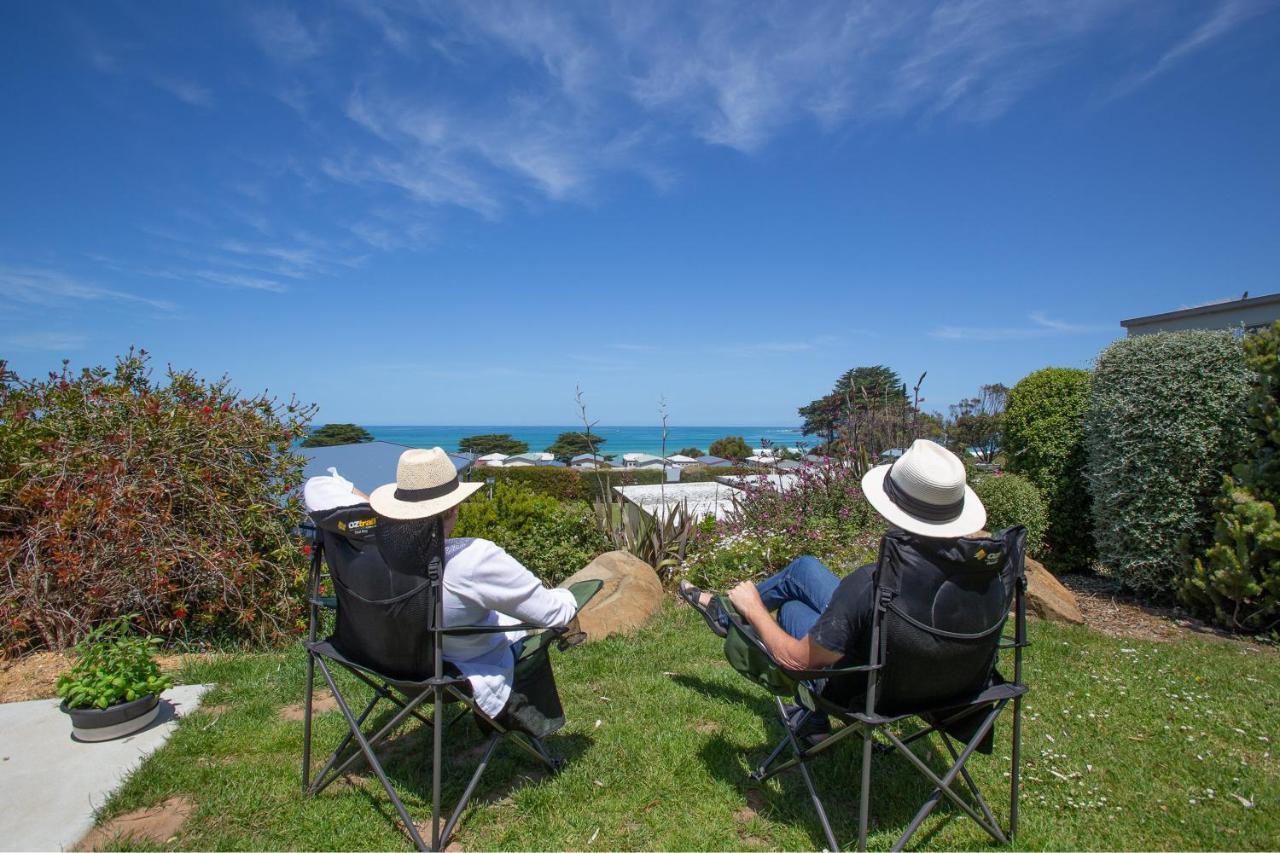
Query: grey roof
[[300, 441, 472, 494], [696, 455, 731, 466], [775, 459, 804, 470], [571, 453, 608, 462], [505, 453, 545, 463], [1121, 291, 1280, 328], [541, 459, 567, 468]]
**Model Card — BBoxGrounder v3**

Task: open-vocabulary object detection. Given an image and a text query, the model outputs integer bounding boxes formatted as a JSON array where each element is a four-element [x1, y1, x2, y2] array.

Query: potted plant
[[57, 615, 173, 742]]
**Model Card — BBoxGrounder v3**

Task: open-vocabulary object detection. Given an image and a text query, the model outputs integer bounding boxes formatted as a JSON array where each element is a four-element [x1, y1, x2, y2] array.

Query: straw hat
[[861, 439, 986, 538], [369, 447, 484, 520]]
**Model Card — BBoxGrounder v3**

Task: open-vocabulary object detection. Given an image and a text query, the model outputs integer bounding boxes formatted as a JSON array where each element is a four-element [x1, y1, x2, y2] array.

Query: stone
[[1024, 555, 1085, 625], [558, 550, 664, 641]]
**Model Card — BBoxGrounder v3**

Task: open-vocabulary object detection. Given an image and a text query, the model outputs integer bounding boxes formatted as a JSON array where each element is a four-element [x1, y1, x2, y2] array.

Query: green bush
[[454, 481, 609, 586], [467, 465, 753, 502], [1183, 322, 1280, 632], [302, 423, 372, 447], [0, 351, 314, 654], [1003, 367, 1094, 572], [973, 472, 1048, 556], [56, 615, 172, 709], [1086, 331, 1252, 599]]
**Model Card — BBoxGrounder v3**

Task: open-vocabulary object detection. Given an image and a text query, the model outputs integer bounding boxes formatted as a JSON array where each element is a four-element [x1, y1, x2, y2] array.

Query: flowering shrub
[[455, 481, 610, 585], [0, 351, 315, 655], [681, 463, 881, 590]]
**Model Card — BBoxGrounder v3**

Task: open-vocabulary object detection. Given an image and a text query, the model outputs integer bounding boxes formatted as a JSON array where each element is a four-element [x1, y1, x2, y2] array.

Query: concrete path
[[0, 684, 210, 851]]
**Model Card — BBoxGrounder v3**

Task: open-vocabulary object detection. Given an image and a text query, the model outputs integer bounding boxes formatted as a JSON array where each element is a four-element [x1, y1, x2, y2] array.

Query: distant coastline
[[362, 425, 808, 457]]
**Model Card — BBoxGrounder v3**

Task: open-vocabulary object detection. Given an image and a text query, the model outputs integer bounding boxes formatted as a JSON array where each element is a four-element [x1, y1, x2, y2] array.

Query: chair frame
[[298, 521, 583, 852], [723, 547, 1029, 852]]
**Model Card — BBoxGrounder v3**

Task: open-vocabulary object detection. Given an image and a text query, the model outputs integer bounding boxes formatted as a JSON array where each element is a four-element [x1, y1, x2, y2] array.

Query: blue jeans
[[722, 555, 840, 729]]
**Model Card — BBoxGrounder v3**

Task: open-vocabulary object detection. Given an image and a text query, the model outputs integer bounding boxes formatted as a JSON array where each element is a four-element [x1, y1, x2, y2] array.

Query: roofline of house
[[1121, 292, 1280, 328]]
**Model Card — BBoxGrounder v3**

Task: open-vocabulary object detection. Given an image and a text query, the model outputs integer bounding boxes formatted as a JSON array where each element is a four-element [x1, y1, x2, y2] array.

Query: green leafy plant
[[1184, 322, 1280, 632], [1003, 367, 1094, 573], [1086, 331, 1252, 598], [972, 472, 1048, 556], [708, 435, 753, 461], [458, 433, 530, 456], [301, 423, 373, 447], [56, 615, 172, 710], [544, 431, 607, 462]]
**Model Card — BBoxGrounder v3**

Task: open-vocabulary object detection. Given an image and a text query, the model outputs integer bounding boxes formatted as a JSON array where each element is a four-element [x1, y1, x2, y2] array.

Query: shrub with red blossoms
[[0, 350, 316, 655]]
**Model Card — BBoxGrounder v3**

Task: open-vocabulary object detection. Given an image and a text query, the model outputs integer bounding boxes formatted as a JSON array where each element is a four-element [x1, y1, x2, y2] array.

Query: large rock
[[971, 531, 1084, 625], [558, 551, 664, 641], [1024, 555, 1085, 625]]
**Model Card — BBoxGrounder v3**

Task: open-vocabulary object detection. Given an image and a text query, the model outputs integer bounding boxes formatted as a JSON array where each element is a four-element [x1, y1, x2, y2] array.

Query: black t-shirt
[[807, 563, 877, 708]]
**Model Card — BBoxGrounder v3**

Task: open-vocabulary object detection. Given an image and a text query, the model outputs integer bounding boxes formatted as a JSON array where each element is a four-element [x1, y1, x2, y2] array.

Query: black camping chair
[[299, 504, 600, 851], [719, 526, 1029, 851]]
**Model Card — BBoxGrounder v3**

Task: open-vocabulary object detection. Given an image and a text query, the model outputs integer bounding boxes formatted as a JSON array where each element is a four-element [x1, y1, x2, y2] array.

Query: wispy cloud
[[152, 76, 213, 107], [1, 331, 89, 352], [931, 311, 1112, 341], [611, 343, 658, 352], [1111, 0, 1270, 99], [247, 6, 323, 63], [0, 266, 174, 312]]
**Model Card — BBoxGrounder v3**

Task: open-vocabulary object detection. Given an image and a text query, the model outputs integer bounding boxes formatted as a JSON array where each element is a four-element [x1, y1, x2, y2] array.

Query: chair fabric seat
[[798, 676, 1027, 725]]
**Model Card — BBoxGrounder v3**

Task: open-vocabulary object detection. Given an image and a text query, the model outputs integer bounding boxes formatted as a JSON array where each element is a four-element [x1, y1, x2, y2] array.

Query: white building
[[476, 453, 508, 467]]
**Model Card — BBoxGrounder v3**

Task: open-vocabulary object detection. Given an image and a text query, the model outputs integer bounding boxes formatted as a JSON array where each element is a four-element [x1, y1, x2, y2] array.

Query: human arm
[[728, 582, 843, 672], [303, 467, 368, 512], [469, 543, 578, 628]]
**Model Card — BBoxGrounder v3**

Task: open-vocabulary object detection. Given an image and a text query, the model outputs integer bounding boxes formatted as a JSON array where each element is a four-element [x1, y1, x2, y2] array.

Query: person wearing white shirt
[[303, 450, 579, 720]]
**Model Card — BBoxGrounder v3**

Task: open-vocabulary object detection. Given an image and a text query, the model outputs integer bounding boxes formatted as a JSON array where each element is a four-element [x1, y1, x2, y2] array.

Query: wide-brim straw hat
[[370, 447, 484, 520], [861, 439, 987, 538]]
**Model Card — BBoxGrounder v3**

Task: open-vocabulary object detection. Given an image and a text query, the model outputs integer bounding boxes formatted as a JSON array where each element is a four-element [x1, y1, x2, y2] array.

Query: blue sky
[[2, 1, 1278, 426]]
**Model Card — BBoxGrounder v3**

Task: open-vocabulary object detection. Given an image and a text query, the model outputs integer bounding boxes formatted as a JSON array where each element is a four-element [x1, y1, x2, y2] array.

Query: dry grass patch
[[75, 796, 194, 851]]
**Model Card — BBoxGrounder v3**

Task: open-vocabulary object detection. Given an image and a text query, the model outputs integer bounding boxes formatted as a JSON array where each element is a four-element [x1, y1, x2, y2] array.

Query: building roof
[[665, 454, 697, 463], [623, 452, 663, 464], [775, 459, 804, 470], [301, 441, 472, 494], [506, 452, 554, 463], [696, 455, 730, 466], [1121, 291, 1280, 329], [476, 452, 509, 461], [571, 453, 608, 462]]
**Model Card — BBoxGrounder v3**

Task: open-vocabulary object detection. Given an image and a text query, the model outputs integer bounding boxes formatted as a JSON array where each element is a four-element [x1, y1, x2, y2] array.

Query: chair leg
[[317, 659, 429, 852], [857, 726, 873, 851], [939, 733, 1001, 833], [309, 694, 382, 794], [302, 651, 315, 791], [438, 733, 503, 850], [1010, 694, 1022, 840]]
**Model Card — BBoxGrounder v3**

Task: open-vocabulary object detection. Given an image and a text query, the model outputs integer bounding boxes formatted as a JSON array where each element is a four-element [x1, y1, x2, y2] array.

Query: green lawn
[[95, 604, 1278, 850]]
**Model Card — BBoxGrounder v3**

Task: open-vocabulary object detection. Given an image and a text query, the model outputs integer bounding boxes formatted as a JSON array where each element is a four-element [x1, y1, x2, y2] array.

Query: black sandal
[[678, 580, 728, 638]]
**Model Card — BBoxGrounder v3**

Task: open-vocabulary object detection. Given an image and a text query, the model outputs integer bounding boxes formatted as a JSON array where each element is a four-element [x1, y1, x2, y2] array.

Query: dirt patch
[[277, 691, 337, 721], [198, 703, 230, 717], [75, 796, 194, 851], [1062, 574, 1275, 650], [694, 720, 721, 735], [0, 652, 193, 704]]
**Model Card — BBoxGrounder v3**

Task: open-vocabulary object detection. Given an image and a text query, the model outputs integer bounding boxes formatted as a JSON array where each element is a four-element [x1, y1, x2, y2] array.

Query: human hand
[[728, 581, 763, 617]]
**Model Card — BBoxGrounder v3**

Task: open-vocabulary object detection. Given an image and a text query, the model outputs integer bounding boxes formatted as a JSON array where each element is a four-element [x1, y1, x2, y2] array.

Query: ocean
[[364, 425, 809, 457]]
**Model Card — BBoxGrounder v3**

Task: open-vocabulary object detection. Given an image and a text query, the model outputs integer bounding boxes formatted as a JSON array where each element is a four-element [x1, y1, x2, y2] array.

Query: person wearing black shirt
[[679, 439, 988, 740]]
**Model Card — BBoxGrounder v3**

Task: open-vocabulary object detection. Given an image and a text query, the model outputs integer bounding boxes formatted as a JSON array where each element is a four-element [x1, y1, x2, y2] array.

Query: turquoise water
[[364, 425, 808, 457]]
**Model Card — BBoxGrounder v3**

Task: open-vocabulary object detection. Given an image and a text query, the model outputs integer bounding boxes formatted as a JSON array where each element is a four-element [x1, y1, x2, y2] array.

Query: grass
[[93, 603, 1278, 850]]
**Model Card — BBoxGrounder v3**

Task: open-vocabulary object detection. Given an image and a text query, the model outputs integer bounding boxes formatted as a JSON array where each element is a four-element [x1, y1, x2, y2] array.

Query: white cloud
[[0, 266, 174, 311], [2, 332, 89, 352], [1111, 0, 1271, 99], [931, 311, 1112, 341], [152, 76, 213, 107], [247, 6, 323, 63]]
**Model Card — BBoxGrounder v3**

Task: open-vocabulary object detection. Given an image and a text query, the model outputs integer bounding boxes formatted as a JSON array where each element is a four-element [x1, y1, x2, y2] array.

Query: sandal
[[678, 580, 728, 638]]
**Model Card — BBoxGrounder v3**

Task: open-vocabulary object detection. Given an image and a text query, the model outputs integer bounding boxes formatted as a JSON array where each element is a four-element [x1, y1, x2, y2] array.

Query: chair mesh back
[[309, 506, 441, 681], [873, 527, 1025, 715]]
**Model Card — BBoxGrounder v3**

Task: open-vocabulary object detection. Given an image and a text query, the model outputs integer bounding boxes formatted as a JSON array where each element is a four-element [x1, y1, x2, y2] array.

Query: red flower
[[202, 405, 212, 414], [173, 606, 189, 619], [302, 544, 312, 555]]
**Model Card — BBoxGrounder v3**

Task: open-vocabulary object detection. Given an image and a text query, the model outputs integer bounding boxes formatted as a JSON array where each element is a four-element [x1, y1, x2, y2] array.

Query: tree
[[798, 366, 907, 443], [302, 423, 373, 447], [709, 435, 753, 461], [458, 433, 529, 456], [946, 384, 1008, 463], [677, 447, 705, 458], [544, 431, 606, 461]]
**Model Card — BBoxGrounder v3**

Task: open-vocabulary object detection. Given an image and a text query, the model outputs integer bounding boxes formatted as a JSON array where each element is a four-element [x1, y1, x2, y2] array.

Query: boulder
[[558, 550, 664, 641], [1024, 555, 1085, 625]]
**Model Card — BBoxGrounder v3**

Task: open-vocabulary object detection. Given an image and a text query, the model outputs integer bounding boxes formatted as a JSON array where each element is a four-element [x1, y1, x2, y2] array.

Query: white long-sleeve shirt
[[303, 471, 577, 716]]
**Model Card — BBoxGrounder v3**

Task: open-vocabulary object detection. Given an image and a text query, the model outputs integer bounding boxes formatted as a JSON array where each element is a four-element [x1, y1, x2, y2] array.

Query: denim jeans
[[723, 555, 840, 728]]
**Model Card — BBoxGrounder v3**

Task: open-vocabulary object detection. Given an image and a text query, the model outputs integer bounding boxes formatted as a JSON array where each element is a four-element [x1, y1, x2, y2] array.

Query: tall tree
[[676, 447, 705, 458], [302, 423, 374, 447], [799, 365, 907, 444], [544, 431, 606, 461], [947, 383, 1009, 462], [458, 433, 529, 456]]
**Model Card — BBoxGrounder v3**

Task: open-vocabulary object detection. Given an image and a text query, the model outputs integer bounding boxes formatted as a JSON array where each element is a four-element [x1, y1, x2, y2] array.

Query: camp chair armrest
[[998, 636, 1031, 649], [441, 623, 565, 636], [718, 595, 881, 682]]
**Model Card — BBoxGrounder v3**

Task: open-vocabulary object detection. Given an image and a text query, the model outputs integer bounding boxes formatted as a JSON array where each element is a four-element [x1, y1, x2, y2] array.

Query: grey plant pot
[[60, 693, 161, 742]]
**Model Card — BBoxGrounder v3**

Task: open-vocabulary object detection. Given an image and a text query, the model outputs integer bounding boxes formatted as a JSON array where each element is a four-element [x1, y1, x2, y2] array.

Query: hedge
[[1003, 367, 1094, 572], [1085, 331, 1252, 599], [973, 472, 1047, 557], [1183, 322, 1280, 631]]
